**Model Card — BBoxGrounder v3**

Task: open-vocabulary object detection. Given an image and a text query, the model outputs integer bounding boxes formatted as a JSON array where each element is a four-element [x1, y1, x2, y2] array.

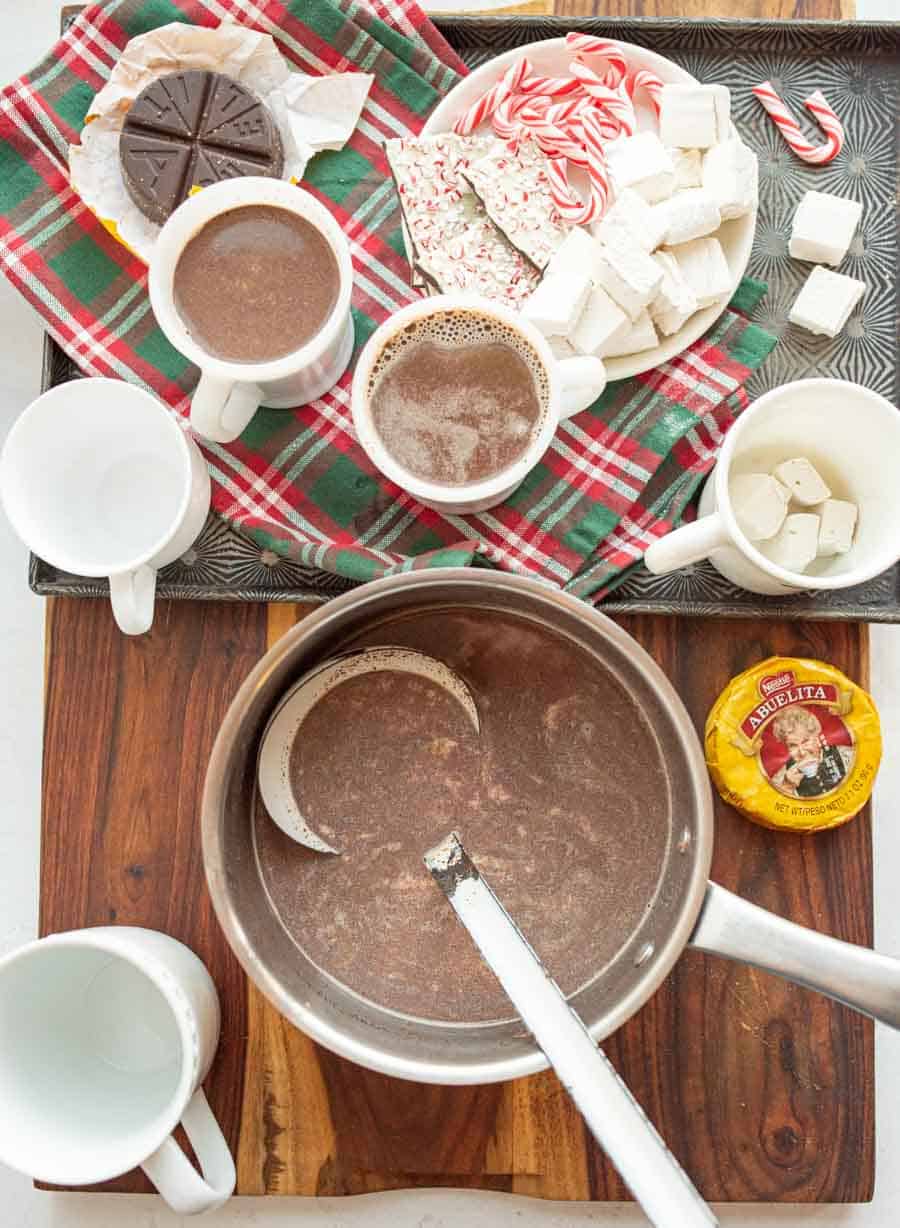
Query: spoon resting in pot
[[425, 832, 717, 1228], [258, 647, 480, 853]]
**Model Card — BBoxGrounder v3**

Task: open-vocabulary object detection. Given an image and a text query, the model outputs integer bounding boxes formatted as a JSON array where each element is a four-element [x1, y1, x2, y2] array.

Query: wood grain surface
[[38, 0, 874, 1208], [39, 596, 874, 1202]]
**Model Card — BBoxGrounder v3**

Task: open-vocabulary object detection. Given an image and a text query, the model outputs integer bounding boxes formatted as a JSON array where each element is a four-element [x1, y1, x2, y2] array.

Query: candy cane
[[453, 56, 532, 136], [568, 63, 637, 136], [544, 156, 590, 222], [626, 68, 664, 115], [518, 72, 583, 98], [564, 33, 628, 87], [580, 108, 613, 219], [752, 81, 844, 165]]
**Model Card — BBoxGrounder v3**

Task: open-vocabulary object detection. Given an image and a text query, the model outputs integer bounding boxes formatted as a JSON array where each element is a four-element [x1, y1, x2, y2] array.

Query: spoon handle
[[425, 833, 717, 1228]]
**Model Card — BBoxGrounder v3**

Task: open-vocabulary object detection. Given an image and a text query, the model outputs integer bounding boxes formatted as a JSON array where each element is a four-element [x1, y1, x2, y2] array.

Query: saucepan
[[202, 570, 900, 1084]]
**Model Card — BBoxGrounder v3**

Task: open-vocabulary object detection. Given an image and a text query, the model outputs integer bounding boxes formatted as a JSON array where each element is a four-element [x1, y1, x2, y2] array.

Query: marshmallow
[[759, 513, 820, 574], [729, 472, 790, 542], [665, 236, 731, 308], [600, 309, 658, 359], [571, 285, 629, 357], [702, 140, 759, 220], [594, 188, 669, 252], [650, 250, 699, 336], [594, 234, 663, 321], [522, 269, 592, 337], [658, 84, 731, 149], [605, 133, 676, 204], [546, 226, 599, 279], [773, 457, 831, 506], [651, 189, 722, 246], [669, 148, 703, 188], [816, 498, 858, 557], [789, 190, 862, 265], [789, 266, 865, 339]]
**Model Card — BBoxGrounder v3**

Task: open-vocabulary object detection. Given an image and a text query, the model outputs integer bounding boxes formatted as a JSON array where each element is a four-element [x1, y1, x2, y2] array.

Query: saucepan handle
[[690, 882, 900, 1030]]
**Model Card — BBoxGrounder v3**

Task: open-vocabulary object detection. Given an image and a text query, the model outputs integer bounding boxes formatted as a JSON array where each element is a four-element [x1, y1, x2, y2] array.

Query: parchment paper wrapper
[[68, 20, 372, 262]]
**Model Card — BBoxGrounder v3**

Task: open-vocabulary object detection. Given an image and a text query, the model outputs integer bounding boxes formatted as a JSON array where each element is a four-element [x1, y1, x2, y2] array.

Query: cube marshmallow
[[594, 188, 668, 252], [594, 235, 664, 320], [789, 190, 862, 265], [702, 140, 758, 220], [816, 499, 858, 557], [522, 269, 592, 338], [650, 250, 699, 336], [788, 266, 865, 339], [601, 310, 659, 359], [605, 133, 676, 205], [571, 285, 629, 357], [772, 457, 831, 507], [664, 235, 732, 308], [651, 189, 722, 246], [759, 513, 821, 574], [658, 83, 730, 149]]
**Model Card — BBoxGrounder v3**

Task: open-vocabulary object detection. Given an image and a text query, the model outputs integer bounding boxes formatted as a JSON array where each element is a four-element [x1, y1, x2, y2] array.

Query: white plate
[[423, 37, 757, 381]]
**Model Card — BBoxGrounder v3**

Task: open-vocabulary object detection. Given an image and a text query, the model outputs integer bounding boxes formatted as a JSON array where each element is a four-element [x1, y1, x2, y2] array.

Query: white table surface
[[0, 3, 897, 1225]]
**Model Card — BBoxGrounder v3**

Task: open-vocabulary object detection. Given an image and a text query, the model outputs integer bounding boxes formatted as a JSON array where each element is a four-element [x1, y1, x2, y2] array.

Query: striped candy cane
[[568, 63, 637, 136], [752, 81, 844, 164], [543, 120, 611, 225], [518, 72, 583, 98], [564, 33, 628, 87], [453, 56, 532, 135], [626, 68, 664, 115]]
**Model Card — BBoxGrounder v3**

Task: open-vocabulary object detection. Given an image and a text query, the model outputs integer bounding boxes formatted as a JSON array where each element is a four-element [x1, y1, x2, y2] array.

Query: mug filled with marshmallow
[[644, 379, 900, 595]]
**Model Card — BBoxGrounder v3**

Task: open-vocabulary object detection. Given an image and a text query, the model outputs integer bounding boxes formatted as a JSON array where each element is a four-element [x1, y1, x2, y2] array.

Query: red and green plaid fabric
[[0, 0, 776, 602]]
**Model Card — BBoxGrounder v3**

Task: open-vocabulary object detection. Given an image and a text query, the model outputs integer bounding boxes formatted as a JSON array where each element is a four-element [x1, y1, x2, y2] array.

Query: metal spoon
[[257, 647, 480, 853], [425, 832, 717, 1228]]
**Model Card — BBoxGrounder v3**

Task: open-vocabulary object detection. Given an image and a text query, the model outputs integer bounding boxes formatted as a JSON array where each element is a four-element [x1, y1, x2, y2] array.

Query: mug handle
[[191, 373, 263, 444], [555, 355, 607, 420], [109, 565, 156, 635], [643, 512, 729, 575], [141, 1087, 237, 1215]]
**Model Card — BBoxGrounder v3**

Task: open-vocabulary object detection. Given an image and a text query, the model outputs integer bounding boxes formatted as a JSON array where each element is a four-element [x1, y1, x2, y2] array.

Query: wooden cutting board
[[39, 598, 874, 1202]]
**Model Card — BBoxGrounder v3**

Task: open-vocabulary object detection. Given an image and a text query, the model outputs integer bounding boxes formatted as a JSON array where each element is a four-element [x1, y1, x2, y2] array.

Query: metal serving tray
[[30, 16, 900, 620]]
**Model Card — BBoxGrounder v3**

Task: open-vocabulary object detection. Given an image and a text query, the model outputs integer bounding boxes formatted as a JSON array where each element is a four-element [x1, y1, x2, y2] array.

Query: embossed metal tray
[[30, 16, 900, 619]]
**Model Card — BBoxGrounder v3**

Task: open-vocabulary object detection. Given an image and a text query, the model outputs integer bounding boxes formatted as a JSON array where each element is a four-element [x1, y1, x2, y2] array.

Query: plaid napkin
[[0, 0, 776, 603]]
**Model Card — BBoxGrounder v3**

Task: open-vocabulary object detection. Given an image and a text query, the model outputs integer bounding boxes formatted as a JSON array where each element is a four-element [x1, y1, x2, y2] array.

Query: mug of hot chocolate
[[149, 177, 354, 444], [352, 296, 607, 514]]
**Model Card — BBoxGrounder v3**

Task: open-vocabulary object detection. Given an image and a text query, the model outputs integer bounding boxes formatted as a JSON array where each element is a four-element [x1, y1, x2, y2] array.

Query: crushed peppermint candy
[[461, 137, 571, 269], [384, 134, 541, 307]]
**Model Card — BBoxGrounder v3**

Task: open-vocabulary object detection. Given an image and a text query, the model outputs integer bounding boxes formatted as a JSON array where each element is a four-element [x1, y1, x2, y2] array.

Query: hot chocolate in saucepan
[[367, 308, 549, 487], [254, 607, 672, 1023]]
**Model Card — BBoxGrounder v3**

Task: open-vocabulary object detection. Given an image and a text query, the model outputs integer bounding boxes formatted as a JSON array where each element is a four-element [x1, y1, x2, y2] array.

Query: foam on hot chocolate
[[367, 308, 550, 487]]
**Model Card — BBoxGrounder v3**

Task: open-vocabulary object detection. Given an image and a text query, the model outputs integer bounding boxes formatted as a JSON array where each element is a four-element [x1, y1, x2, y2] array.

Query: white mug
[[0, 377, 210, 635], [644, 378, 900, 595], [0, 927, 236, 1214], [351, 294, 607, 515], [149, 177, 355, 445]]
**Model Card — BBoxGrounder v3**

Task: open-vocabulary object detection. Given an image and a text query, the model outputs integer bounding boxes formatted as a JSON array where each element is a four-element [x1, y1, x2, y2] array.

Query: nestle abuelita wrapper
[[705, 657, 881, 833]]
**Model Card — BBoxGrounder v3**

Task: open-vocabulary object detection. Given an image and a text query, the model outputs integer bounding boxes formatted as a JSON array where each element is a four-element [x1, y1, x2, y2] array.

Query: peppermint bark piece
[[462, 136, 570, 270], [385, 134, 540, 307]]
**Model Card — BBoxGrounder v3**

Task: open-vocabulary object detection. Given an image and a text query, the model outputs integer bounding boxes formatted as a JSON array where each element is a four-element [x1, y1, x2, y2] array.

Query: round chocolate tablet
[[119, 70, 284, 225]]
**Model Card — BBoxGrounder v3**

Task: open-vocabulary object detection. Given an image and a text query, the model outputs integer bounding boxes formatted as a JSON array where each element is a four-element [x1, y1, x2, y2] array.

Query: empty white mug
[[352, 294, 607, 515], [644, 379, 900, 595], [149, 176, 355, 445], [0, 927, 236, 1214], [0, 377, 210, 634]]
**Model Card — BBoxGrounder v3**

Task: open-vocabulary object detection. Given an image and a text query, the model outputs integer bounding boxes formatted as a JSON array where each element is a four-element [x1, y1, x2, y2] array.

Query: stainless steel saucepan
[[202, 570, 900, 1085]]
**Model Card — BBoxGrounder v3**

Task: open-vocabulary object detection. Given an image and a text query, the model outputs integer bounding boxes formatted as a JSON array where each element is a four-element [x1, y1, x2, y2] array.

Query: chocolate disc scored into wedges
[[119, 70, 284, 225]]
